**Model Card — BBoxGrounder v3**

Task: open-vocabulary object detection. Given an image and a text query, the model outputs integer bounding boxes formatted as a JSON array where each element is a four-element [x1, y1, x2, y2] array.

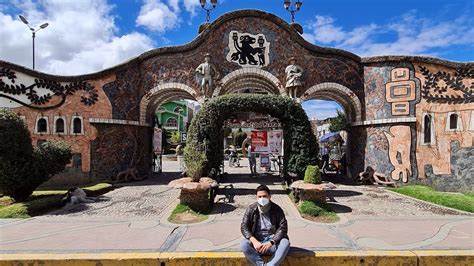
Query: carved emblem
[[226, 31, 270, 67]]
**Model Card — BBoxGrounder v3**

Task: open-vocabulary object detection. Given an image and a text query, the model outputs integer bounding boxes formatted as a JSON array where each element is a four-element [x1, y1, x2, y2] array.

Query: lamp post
[[199, 0, 218, 23], [283, 0, 302, 23], [19, 15, 49, 70], [176, 107, 184, 133]]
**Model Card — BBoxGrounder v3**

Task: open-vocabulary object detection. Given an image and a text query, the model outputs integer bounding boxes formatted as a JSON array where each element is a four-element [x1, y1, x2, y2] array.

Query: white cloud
[[0, 0, 154, 75], [136, 0, 180, 33], [303, 12, 474, 58]]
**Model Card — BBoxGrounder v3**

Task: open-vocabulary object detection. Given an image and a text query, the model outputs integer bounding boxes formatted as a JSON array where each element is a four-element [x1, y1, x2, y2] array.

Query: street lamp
[[175, 107, 184, 133], [19, 15, 49, 70], [200, 0, 218, 23], [283, 0, 302, 23]]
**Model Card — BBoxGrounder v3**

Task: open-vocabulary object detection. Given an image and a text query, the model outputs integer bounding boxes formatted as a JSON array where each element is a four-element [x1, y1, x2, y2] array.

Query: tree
[[0, 109, 72, 201], [329, 110, 347, 132]]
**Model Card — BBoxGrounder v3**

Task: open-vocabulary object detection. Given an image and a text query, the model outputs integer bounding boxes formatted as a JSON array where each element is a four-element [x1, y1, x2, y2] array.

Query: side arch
[[301, 82, 362, 123], [139, 83, 200, 124], [214, 68, 285, 96]]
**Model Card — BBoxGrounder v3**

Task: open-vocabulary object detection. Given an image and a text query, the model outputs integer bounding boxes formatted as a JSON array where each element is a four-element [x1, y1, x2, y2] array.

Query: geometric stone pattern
[[214, 68, 284, 96], [385, 68, 416, 116]]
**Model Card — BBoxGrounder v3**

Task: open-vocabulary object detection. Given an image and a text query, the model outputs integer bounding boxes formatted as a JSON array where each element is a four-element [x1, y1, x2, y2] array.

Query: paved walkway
[[0, 159, 472, 254]]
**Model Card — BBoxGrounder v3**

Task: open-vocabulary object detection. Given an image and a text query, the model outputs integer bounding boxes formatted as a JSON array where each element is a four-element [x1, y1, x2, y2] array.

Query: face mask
[[258, 198, 269, 206]]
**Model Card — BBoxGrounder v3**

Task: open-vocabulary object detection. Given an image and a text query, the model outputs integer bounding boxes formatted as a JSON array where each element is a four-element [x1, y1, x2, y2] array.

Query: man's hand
[[259, 242, 273, 254], [250, 238, 263, 253]]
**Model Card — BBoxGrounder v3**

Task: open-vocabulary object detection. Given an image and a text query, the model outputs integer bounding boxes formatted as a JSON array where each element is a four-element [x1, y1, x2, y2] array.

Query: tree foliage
[[329, 110, 347, 132], [0, 109, 72, 201], [185, 94, 319, 180]]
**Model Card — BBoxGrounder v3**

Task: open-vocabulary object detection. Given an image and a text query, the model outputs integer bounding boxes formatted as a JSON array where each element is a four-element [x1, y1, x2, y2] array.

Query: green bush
[[170, 131, 181, 144], [185, 94, 319, 179], [0, 110, 72, 202], [304, 165, 321, 184], [184, 144, 207, 181], [298, 200, 331, 216]]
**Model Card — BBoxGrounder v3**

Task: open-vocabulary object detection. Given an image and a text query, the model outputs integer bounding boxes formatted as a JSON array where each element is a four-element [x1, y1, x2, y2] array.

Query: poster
[[153, 128, 162, 155], [251, 130, 268, 152], [268, 130, 283, 154]]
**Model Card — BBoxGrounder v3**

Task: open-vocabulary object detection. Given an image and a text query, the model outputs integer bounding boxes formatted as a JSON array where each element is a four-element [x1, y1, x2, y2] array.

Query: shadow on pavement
[[327, 203, 353, 214], [210, 202, 237, 214]]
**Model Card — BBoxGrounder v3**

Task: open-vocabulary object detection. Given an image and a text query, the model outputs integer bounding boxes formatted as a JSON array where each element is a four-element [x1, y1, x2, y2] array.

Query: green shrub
[[304, 165, 321, 184], [233, 129, 247, 147], [185, 94, 319, 179], [170, 131, 181, 144], [0, 110, 72, 202], [184, 144, 207, 182], [298, 200, 331, 216]]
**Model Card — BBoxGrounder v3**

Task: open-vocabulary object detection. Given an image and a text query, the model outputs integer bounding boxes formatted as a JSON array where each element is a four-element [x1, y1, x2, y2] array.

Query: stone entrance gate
[[1, 10, 472, 191]]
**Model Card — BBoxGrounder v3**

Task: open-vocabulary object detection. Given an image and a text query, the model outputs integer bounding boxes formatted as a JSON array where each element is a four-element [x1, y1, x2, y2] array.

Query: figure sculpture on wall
[[383, 125, 412, 182], [195, 53, 219, 98], [285, 57, 304, 99]]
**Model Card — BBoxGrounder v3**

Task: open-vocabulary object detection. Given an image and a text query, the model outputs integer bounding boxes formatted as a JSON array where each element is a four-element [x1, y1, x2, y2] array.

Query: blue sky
[[1, 0, 473, 119]]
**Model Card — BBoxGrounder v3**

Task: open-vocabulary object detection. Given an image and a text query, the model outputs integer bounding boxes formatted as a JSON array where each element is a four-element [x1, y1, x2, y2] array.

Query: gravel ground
[[47, 158, 468, 219], [47, 172, 181, 218], [328, 184, 467, 217]]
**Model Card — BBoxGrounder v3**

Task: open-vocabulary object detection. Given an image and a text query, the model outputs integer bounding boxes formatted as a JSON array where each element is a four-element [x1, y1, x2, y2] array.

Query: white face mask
[[258, 198, 270, 206]]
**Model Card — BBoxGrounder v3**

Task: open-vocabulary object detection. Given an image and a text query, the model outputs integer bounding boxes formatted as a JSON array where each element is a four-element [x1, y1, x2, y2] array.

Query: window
[[73, 118, 82, 133], [449, 114, 458, 130], [55, 118, 65, 133], [37, 118, 47, 133], [164, 117, 178, 129], [421, 113, 435, 145], [446, 112, 462, 132], [423, 115, 431, 144], [174, 106, 184, 113]]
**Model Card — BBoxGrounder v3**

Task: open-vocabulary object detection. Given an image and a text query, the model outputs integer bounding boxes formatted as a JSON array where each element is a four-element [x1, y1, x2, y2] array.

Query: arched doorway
[[301, 82, 363, 178], [185, 94, 319, 181]]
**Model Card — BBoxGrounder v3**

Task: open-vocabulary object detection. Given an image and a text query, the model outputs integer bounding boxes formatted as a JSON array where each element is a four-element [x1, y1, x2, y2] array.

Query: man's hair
[[256, 184, 271, 195]]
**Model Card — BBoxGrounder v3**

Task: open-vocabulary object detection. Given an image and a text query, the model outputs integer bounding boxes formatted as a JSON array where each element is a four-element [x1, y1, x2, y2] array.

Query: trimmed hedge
[[304, 165, 321, 184], [0, 110, 72, 201], [185, 94, 318, 180]]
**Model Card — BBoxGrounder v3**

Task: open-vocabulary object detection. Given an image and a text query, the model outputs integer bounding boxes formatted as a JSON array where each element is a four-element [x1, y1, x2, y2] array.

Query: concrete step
[[1, 250, 472, 266]]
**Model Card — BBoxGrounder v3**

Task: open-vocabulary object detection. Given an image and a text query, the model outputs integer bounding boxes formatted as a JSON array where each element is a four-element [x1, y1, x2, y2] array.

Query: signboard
[[251, 130, 268, 152], [260, 153, 270, 168], [268, 130, 283, 155], [181, 132, 187, 143], [153, 128, 162, 155]]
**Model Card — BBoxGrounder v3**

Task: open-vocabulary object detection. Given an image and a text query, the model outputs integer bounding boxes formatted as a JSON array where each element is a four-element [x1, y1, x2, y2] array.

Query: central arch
[[185, 94, 319, 180]]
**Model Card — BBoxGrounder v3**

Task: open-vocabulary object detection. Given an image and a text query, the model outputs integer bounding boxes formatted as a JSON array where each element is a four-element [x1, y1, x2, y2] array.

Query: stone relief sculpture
[[383, 125, 412, 182], [195, 53, 219, 98], [285, 57, 304, 99], [226, 31, 270, 67]]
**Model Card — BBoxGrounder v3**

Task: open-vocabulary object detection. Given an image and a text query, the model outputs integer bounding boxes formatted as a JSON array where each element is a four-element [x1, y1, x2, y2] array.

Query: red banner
[[251, 130, 268, 152]]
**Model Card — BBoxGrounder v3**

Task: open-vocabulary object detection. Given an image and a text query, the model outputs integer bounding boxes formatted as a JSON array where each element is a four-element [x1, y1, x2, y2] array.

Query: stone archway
[[213, 68, 285, 96], [301, 82, 362, 123], [185, 94, 319, 180], [139, 83, 200, 125]]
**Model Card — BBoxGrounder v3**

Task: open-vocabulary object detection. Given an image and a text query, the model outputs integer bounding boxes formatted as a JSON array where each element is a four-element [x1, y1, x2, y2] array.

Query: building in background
[[156, 100, 196, 133]]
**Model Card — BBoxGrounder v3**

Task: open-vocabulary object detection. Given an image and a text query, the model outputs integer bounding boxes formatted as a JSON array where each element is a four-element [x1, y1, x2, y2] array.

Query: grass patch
[[296, 199, 339, 223], [390, 185, 474, 213], [0, 183, 114, 218], [285, 190, 340, 223], [168, 203, 208, 224]]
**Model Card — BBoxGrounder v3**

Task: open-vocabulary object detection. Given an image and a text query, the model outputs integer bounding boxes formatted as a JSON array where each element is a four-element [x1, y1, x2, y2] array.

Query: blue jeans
[[240, 238, 290, 266]]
